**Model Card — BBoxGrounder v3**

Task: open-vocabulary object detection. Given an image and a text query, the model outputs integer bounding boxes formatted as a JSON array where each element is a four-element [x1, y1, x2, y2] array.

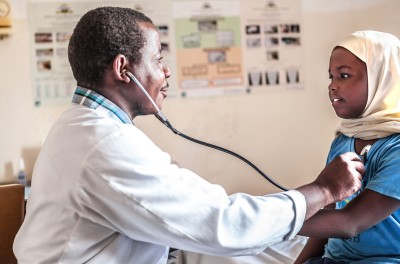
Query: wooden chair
[[0, 184, 25, 264]]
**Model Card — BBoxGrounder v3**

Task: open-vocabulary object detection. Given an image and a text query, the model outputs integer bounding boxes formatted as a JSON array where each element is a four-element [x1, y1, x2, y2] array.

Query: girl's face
[[328, 47, 368, 119]]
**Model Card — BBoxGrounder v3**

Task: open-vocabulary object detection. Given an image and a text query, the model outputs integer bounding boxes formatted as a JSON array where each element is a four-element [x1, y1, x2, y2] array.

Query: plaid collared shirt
[[72, 87, 133, 125]]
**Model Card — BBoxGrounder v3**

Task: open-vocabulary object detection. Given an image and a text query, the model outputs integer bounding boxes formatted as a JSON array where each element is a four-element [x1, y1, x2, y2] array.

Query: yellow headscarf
[[335, 30, 400, 140]]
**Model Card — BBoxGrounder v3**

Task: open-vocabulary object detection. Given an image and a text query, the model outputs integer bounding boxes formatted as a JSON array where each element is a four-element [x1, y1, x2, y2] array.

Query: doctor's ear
[[113, 54, 130, 83]]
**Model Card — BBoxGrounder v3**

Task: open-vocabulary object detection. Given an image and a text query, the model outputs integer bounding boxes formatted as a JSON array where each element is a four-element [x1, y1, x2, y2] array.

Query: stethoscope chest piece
[[360, 144, 372, 164]]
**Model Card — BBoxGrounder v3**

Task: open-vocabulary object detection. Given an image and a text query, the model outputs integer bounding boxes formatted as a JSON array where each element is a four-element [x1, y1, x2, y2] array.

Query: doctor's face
[[132, 23, 171, 116]]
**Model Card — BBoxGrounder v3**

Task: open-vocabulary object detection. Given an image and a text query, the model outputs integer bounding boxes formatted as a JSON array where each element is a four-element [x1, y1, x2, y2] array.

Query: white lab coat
[[14, 104, 306, 263]]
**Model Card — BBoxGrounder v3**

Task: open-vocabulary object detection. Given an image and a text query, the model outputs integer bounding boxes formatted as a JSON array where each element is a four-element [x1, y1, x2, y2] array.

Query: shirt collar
[[72, 86, 133, 125]]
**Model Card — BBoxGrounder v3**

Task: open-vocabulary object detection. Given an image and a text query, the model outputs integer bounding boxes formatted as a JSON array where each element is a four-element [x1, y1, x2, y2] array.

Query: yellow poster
[[173, 0, 246, 97]]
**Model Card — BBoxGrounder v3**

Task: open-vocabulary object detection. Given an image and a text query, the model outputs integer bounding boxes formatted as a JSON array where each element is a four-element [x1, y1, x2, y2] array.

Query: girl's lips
[[330, 97, 342, 103], [331, 98, 344, 108]]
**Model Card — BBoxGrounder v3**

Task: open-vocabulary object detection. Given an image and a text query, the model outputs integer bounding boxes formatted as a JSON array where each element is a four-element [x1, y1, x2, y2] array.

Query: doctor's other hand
[[315, 152, 364, 203]]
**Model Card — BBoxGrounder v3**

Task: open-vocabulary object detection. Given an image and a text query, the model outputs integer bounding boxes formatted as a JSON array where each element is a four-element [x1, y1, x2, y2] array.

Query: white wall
[[1, 0, 399, 195]]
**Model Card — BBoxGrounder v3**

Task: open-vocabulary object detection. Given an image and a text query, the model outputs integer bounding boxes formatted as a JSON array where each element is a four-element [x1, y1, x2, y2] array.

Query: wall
[[1, 0, 399, 195]]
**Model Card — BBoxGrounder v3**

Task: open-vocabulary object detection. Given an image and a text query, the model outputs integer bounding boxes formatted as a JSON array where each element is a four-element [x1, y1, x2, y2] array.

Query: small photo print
[[37, 60, 52, 71], [216, 30, 234, 47], [246, 38, 261, 48], [291, 24, 300, 33], [161, 42, 170, 53], [208, 50, 226, 63], [36, 48, 54, 57], [264, 24, 278, 34], [182, 34, 201, 48], [280, 23, 301, 34], [267, 50, 279, 61], [281, 37, 301, 46], [248, 71, 262, 86], [245, 25, 261, 35], [286, 67, 300, 83], [35, 32, 53, 43], [56, 32, 71, 42], [198, 20, 217, 32], [158, 25, 169, 36], [280, 24, 291, 33], [265, 71, 279, 85], [265, 37, 279, 47]]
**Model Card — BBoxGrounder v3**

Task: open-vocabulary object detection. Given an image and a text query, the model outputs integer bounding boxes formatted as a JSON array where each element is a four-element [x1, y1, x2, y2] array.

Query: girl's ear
[[113, 54, 130, 83]]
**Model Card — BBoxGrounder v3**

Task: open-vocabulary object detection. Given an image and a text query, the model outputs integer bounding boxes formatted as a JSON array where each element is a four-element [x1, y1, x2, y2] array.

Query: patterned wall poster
[[28, 1, 82, 107], [27, 0, 304, 106], [173, 0, 246, 97], [27, 0, 176, 107], [241, 0, 304, 93]]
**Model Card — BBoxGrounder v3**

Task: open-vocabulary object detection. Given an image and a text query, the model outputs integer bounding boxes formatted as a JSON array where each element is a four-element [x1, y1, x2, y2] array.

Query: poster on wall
[[241, 0, 304, 93], [27, 0, 176, 107], [172, 0, 246, 97], [27, 0, 304, 106], [28, 1, 81, 107]]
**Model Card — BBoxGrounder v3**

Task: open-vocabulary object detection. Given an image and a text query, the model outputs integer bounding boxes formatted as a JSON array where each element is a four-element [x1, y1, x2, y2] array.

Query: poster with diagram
[[27, 0, 176, 107], [241, 0, 304, 93], [173, 0, 246, 97], [28, 0, 304, 106], [28, 1, 81, 107]]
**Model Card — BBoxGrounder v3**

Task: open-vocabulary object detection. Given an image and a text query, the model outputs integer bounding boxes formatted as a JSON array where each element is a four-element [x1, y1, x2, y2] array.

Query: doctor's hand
[[316, 152, 364, 203], [296, 152, 365, 220]]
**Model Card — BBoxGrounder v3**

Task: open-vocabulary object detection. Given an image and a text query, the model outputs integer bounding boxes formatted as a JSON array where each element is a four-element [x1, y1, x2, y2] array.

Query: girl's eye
[[340, 73, 350, 79], [328, 74, 333, 80]]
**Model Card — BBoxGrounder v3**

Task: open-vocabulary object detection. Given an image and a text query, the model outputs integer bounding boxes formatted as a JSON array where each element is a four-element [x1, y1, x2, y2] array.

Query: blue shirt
[[324, 134, 400, 263]]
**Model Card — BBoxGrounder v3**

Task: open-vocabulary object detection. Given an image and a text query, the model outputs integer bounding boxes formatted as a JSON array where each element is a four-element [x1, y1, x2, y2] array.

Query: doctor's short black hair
[[68, 6, 154, 89]]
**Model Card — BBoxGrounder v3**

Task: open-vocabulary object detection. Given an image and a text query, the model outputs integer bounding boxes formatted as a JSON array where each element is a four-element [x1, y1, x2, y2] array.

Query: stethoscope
[[360, 144, 371, 189], [360, 145, 371, 164], [124, 70, 289, 191]]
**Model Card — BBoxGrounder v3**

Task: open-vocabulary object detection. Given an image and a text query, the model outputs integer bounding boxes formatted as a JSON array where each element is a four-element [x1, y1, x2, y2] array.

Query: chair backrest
[[0, 184, 25, 264]]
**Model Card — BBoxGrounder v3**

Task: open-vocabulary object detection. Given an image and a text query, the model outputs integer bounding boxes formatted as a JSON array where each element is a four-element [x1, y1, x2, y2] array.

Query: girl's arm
[[298, 189, 400, 238], [294, 237, 327, 264], [295, 191, 399, 263], [294, 203, 334, 264]]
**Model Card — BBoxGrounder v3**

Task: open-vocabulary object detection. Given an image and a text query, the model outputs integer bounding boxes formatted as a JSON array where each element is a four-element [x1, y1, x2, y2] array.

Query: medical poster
[[27, 0, 176, 107], [28, 1, 82, 107], [28, 0, 304, 107], [126, 0, 178, 97], [172, 0, 246, 97], [241, 0, 304, 93]]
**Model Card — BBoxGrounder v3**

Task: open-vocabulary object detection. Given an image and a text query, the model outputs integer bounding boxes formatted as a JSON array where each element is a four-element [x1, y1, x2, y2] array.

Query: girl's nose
[[328, 81, 337, 92]]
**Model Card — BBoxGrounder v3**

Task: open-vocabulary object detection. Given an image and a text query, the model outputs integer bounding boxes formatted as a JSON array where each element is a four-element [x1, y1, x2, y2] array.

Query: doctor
[[14, 6, 364, 264]]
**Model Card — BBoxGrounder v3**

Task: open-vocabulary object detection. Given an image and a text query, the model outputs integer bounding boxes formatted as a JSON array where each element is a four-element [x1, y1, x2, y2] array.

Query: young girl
[[295, 31, 400, 263]]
